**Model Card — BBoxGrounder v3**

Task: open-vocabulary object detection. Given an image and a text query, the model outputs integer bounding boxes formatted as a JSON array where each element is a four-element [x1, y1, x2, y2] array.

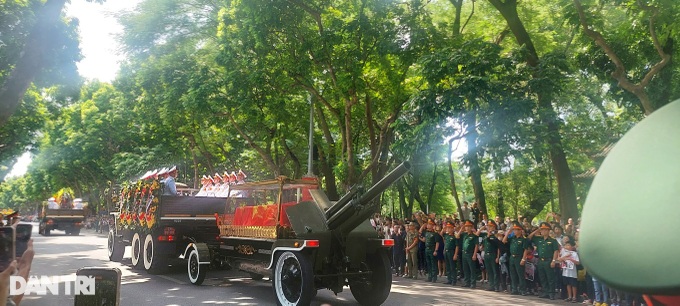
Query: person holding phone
[[0, 239, 35, 306]]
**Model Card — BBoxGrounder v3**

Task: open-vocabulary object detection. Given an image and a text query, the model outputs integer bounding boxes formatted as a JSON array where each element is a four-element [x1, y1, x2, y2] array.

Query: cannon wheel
[[131, 232, 143, 269], [143, 234, 166, 273], [272, 251, 314, 306], [107, 230, 124, 262], [187, 249, 207, 285], [350, 251, 392, 306]]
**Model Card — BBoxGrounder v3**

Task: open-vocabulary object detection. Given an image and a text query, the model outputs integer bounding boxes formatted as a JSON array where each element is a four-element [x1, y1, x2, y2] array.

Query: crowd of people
[[372, 201, 645, 306]]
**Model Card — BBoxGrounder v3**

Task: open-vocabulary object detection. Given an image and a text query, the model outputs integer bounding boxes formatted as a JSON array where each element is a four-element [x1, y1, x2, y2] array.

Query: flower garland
[[115, 179, 161, 234]]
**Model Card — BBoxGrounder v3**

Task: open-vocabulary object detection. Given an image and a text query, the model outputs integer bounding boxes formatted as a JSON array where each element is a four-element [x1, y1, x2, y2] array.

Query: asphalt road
[[21, 224, 567, 305]]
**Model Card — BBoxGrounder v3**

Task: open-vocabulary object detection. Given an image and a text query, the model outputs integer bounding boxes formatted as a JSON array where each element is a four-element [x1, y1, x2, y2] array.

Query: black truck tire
[[71, 228, 80, 236], [187, 249, 207, 285], [108, 231, 124, 262], [131, 232, 143, 269], [272, 251, 315, 306], [349, 251, 392, 306], [143, 234, 167, 273]]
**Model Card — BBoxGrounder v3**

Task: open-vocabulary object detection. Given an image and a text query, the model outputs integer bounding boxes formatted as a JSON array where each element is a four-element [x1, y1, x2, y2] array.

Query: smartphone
[[15, 224, 32, 257], [0, 227, 15, 272], [74, 267, 121, 306]]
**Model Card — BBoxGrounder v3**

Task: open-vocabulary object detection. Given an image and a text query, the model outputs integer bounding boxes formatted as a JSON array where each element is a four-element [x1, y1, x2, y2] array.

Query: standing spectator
[[479, 221, 501, 292], [529, 222, 560, 300], [497, 230, 510, 292], [503, 222, 531, 296], [471, 203, 481, 224], [459, 220, 479, 289], [392, 224, 406, 276], [558, 240, 580, 303], [435, 224, 445, 277], [592, 277, 609, 306], [405, 222, 419, 279], [553, 224, 566, 299], [419, 219, 439, 282], [460, 202, 471, 222], [443, 222, 459, 285]]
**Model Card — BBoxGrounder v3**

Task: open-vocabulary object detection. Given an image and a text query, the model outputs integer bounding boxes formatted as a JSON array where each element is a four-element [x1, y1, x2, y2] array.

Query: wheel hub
[[280, 257, 302, 302]]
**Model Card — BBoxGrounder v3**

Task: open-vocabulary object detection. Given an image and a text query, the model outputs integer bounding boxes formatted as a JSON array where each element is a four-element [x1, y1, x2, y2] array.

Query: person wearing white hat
[[162, 166, 178, 195], [47, 197, 60, 209]]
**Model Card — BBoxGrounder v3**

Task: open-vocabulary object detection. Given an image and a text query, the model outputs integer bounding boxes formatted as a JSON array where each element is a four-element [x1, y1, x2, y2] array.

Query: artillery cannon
[[194, 161, 410, 305]]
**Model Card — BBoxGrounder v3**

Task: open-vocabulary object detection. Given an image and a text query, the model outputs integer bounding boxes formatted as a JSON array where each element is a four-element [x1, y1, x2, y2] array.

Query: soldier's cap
[[445, 221, 454, 227], [487, 220, 497, 227], [157, 167, 169, 175], [464, 220, 474, 227], [580, 99, 680, 297], [407, 222, 416, 226], [238, 169, 247, 178], [512, 224, 523, 230], [168, 166, 177, 173], [427, 219, 435, 225], [539, 222, 552, 230], [214, 173, 222, 180]]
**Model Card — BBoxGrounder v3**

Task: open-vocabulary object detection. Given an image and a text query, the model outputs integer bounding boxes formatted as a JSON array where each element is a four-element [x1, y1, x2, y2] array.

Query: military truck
[[185, 162, 410, 306], [39, 207, 86, 236], [106, 179, 222, 273]]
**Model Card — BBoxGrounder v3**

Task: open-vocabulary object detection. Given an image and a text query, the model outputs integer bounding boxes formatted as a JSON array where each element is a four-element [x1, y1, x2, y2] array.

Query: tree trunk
[[447, 140, 463, 219], [314, 105, 339, 200], [464, 110, 487, 216], [488, 0, 579, 222], [0, 0, 67, 126]]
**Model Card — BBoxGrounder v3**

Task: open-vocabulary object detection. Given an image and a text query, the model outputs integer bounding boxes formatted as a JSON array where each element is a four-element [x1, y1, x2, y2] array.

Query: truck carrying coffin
[[107, 179, 223, 273]]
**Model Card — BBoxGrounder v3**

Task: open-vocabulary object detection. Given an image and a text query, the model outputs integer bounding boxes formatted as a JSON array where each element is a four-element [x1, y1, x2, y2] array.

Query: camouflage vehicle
[[187, 162, 410, 306]]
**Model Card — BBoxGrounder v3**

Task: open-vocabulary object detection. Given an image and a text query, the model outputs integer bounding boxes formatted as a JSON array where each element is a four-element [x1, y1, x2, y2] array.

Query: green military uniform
[[443, 231, 458, 285], [460, 231, 479, 288], [507, 233, 530, 294], [424, 230, 438, 282], [481, 231, 500, 291], [532, 229, 560, 298]]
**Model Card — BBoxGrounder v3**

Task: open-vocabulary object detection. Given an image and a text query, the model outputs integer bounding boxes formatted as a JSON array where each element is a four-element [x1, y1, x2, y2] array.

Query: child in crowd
[[559, 240, 580, 303]]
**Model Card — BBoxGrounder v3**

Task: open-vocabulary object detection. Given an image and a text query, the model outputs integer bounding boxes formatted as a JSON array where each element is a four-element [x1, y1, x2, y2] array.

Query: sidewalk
[[391, 275, 573, 306]]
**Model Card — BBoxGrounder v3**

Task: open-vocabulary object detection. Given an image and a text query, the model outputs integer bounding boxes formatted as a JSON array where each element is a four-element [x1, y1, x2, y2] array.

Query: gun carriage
[[187, 162, 410, 306]]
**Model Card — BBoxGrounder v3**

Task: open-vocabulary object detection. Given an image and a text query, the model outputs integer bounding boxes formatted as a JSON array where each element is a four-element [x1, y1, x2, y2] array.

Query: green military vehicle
[[185, 162, 410, 306]]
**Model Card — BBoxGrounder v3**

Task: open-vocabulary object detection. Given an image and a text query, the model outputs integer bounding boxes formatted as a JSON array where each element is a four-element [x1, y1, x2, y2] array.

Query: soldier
[[405, 222, 419, 279], [477, 220, 501, 291], [418, 219, 440, 282], [458, 220, 479, 288], [529, 222, 560, 299], [503, 222, 531, 295], [443, 221, 459, 285]]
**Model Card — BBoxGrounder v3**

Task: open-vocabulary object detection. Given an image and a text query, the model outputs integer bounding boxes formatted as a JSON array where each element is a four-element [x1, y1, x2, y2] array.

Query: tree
[[0, 0, 89, 126]]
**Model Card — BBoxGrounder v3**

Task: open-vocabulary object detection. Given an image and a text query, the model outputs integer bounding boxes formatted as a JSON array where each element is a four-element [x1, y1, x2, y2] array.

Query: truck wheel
[[349, 251, 392, 306], [72, 229, 80, 236], [108, 231, 124, 262], [272, 251, 314, 306], [131, 232, 143, 269], [65, 229, 71, 235], [143, 234, 167, 273], [187, 249, 207, 285]]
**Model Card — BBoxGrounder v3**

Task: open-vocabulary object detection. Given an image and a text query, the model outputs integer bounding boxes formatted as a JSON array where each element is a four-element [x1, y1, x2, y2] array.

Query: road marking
[[156, 275, 187, 285]]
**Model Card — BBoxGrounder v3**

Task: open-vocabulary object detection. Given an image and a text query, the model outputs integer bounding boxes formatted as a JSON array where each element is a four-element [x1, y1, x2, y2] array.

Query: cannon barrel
[[324, 185, 361, 220], [326, 161, 410, 232]]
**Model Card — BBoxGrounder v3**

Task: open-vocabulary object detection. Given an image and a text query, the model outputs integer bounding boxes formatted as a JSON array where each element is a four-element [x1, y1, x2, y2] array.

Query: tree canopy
[[1, 0, 672, 221]]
